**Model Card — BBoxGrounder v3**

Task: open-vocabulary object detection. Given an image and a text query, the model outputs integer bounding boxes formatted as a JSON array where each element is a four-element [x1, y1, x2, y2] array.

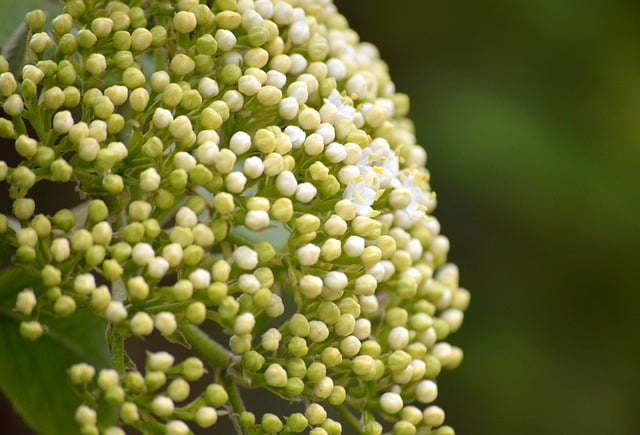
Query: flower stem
[[223, 373, 246, 435], [334, 404, 364, 434], [178, 324, 237, 369]]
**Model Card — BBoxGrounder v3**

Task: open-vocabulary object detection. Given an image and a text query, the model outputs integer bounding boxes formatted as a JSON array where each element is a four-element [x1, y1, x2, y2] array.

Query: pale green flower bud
[[423, 405, 446, 427], [170, 54, 195, 76], [320, 346, 343, 368], [105, 301, 127, 323], [380, 392, 403, 414], [41, 264, 62, 287], [69, 363, 95, 384], [3, 94, 23, 117], [151, 395, 174, 417], [312, 376, 334, 399], [15, 289, 37, 315], [85, 53, 106, 75], [205, 383, 229, 406], [54, 295, 77, 317], [155, 311, 177, 335], [91, 17, 113, 38], [12, 198, 35, 221], [150, 25, 167, 46], [130, 312, 154, 336], [173, 11, 197, 34], [74, 405, 97, 427], [415, 379, 438, 403], [261, 413, 283, 433], [76, 29, 97, 48], [102, 174, 124, 194], [29, 32, 51, 54], [130, 27, 152, 51], [122, 67, 145, 89], [120, 402, 140, 425], [85, 288, 108, 317]]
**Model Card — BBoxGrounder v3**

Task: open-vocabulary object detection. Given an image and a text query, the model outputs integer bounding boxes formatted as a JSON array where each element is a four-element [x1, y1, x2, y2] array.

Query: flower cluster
[[0, 0, 469, 434]]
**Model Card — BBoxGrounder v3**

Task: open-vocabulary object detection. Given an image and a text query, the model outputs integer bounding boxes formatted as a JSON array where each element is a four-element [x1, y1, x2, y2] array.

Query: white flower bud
[[16, 289, 37, 315], [74, 273, 96, 295], [353, 318, 372, 340], [189, 268, 211, 290], [264, 363, 288, 387], [140, 168, 161, 191], [132, 243, 155, 266], [380, 392, 403, 414], [388, 326, 410, 350], [266, 70, 286, 88], [53, 110, 74, 133], [238, 74, 262, 96], [226, 171, 247, 193], [343, 235, 365, 257], [50, 238, 71, 262], [308, 320, 330, 343], [312, 376, 334, 399], [289, 53, 307, 75], [289, 20, 310, 44], [198, 77, 219, 98], [149, 351, 175, 372], [97, 369, 119, 390], [215, 29, 236, 51], [130, 312, 154, 336], [339, 335, 361, 357], [287, 82, 308, 105], [162, 243, 184, 267], [325, 142, 347, 163], [416, 380, 438, 404], [166, 420, 189, 435], [155, 312, 178, 335], [297, 244, 321, 266], [105, 301, 127, 323], [196, 406, 218, 428], [423, 406, 446, 427], [326, 58, 347, 80], [234, 312, 256, 335], [152, 108, 173, 128], [295, 182, 317, 203], [278, 96, 299, 120], [324, 271, 348, 293], [299, 274, 323, 299], [245, 210, 270, 231], [75, 405, 97, 426], [229, 131, 251, 155], [151, 395, 174, 417], [275, 171, 297, 196], [234, 246, 259, 270], [261, 328, 282, 352], [243, 156, 264, 179], [147, 257, 170, 279]]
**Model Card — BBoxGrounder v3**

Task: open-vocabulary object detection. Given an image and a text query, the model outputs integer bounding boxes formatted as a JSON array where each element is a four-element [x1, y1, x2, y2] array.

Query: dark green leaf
[[0, 267, 115, 435], [1, 23, 29, 76]]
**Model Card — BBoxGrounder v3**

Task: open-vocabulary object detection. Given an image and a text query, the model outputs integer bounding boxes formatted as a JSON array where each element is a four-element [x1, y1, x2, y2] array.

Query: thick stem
[[178, 324, 237, 369]]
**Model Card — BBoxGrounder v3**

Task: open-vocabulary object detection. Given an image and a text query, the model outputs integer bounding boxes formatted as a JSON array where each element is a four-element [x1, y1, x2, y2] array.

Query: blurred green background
[[3, 1, 640, 434], [337, 0, 640, 434]]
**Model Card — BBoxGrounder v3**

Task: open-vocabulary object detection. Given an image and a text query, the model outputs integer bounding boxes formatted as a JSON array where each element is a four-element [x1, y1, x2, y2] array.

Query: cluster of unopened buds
[[0, 0, 469, 434]]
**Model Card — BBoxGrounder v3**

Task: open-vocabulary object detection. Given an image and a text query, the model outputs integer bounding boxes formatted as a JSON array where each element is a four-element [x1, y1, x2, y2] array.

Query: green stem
[[178, 324, 237, 369], [223, 374, 246, 435], [108, 328, 126, 374], [334, 404, 364, 434]]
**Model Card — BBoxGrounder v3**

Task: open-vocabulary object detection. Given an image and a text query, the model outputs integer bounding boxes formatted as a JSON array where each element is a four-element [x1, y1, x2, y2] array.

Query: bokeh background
[[3, 1, 640, 434]]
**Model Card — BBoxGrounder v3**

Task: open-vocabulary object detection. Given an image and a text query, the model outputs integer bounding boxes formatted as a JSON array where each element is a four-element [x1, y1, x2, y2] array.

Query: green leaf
[[1, 23, 29, 76], [0, 267, 115, 435]]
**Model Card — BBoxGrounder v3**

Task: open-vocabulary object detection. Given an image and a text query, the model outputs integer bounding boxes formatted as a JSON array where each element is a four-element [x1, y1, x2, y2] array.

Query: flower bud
[[205, 383, 229, 407]]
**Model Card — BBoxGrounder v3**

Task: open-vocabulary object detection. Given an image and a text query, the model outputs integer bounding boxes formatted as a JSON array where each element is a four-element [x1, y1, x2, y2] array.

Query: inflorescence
[[0, 1, 469, 434]]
